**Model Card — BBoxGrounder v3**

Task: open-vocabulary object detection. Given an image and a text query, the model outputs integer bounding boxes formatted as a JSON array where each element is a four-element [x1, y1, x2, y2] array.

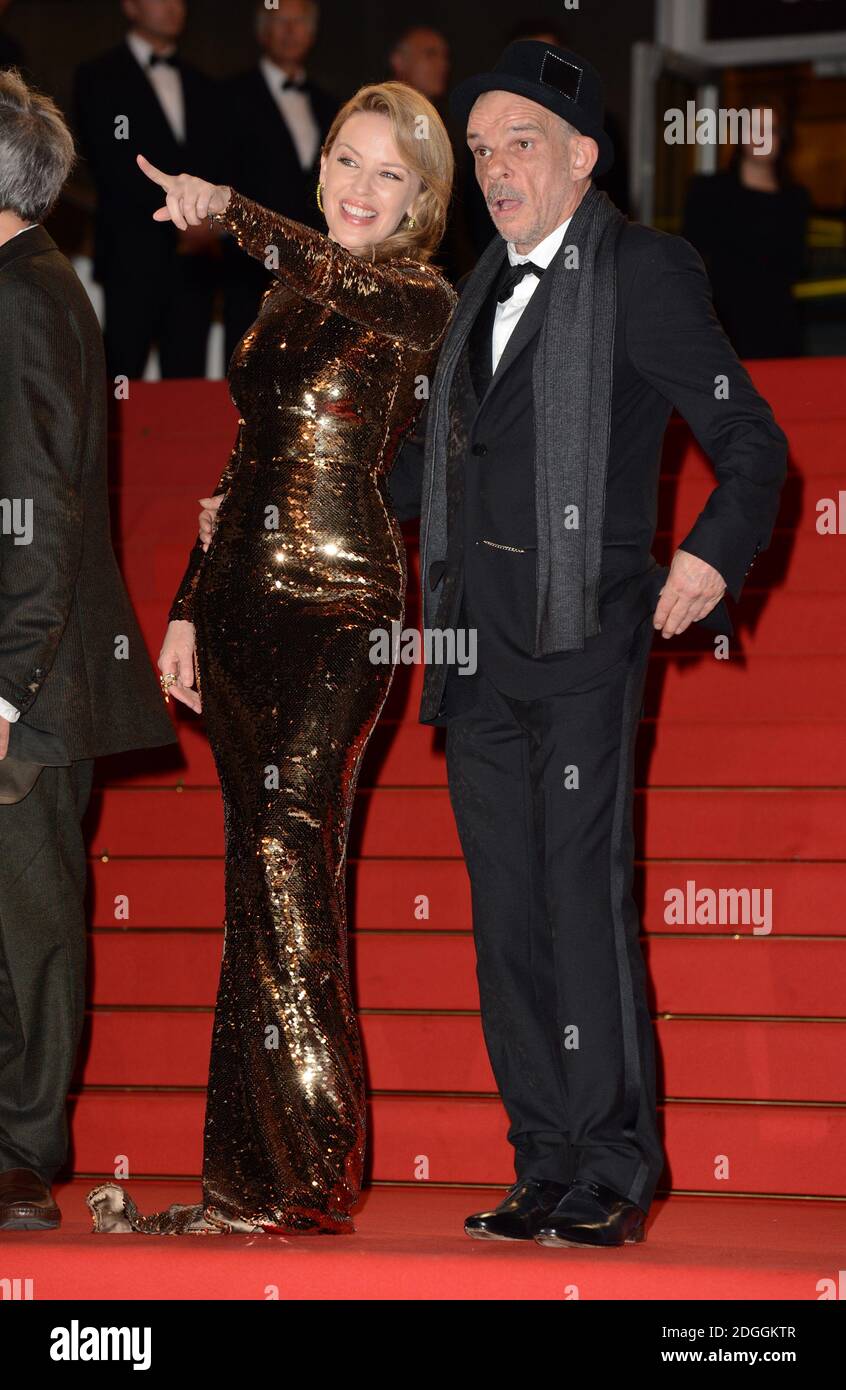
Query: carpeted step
[[74, 1009, 846, 1102], [90, 648, 846, 727], [86, 786, 846, 860], [66, 1089, 846, 1196], [96, 717, 846, 788], [86, 856, 846, 937], [87, 929, 846, 1017]]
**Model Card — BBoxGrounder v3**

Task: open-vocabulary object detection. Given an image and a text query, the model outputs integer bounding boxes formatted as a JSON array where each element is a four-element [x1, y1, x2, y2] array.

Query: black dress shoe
[[0, 1167, 61, 1230], [465, 1178, 571, 1241], [534, 1178, 646, 1248]]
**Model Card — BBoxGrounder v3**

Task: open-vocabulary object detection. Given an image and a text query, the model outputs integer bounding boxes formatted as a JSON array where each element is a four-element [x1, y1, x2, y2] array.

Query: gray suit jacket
[[0, 225, 177, 762]]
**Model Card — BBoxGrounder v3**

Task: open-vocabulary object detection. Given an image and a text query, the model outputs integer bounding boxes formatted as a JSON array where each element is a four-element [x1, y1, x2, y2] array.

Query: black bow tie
[[148, 52, 179, 68], [497, 261, 545, 303], [281, 75, 310, 93]]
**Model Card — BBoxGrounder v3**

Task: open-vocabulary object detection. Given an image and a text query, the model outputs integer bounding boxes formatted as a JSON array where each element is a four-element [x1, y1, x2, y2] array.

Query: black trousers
[[444, 613, 664, 1212], [222, 255, 273, 368], [103, 250, 216, 381], [0, 760, 94, 1182]]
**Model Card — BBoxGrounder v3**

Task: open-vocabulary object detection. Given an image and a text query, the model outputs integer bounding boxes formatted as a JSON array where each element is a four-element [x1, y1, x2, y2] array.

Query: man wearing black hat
[[387, 43, 787, 1247]]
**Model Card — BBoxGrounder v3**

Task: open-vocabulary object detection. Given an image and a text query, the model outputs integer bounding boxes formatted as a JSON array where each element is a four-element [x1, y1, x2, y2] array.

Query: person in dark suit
[[387, 25, 479, 286], [221, 0, 338, 363], [0, 69, 177, 1230], [0, 0, 27, 76], [387, 44, 788, 1247], [388, 24, 452, 103], [683, 108, 811, 358], [72, 0, 223, 379]]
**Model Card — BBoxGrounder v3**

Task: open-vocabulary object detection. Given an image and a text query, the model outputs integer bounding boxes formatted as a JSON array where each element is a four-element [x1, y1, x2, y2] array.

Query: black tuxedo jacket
[[0, 226, 177, 761], [221, 67, 339, 237], [72, 41, 224, 282], [388, 220, 788, 721]]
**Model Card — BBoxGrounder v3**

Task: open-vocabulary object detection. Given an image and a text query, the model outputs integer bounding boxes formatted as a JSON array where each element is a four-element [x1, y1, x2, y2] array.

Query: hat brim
[[449, 73, 614, 178]]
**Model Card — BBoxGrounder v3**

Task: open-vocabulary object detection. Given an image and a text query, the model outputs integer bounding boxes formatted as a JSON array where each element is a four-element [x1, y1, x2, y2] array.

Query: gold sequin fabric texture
[[87, 192, 457, 1235]]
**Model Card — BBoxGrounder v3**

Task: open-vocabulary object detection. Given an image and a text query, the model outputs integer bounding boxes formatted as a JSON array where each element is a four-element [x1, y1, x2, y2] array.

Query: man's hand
[[199, 495, 224, 551], [653, 548, 727, 638], [0, 717, 9, 761]]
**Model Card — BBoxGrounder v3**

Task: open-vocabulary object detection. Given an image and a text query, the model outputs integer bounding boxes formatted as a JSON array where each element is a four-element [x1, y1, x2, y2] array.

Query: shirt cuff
[[0, 695, 21, 723]]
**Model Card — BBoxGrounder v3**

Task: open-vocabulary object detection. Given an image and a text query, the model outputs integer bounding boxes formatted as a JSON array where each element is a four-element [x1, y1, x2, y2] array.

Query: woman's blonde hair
[[320, 81, 454, 264]]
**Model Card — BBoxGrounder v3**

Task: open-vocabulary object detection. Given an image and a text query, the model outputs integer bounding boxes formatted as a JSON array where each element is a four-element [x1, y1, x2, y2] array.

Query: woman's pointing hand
[[137, 153, 231, 230]]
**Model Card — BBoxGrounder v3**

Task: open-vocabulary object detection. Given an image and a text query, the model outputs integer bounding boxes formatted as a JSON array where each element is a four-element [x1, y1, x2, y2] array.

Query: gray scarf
[[532, 182, 626, 654]]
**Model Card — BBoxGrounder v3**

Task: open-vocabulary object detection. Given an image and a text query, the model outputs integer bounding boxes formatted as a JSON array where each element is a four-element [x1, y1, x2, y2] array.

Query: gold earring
[[316, 182, 324, 213], [407, 214, 417, 229]]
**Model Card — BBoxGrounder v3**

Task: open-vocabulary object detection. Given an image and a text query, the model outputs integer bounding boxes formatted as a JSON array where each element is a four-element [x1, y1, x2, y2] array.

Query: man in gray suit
[[0, 69, 177, 1229]]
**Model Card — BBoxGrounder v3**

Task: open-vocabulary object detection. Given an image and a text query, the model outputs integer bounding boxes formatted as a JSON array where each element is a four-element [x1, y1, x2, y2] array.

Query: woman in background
[[87, 82, 456, 1235], [683, 107, 810, 359]]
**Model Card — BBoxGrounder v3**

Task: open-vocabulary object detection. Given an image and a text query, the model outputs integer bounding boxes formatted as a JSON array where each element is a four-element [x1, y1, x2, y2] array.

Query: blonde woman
[[87, 83, 457, 1235]]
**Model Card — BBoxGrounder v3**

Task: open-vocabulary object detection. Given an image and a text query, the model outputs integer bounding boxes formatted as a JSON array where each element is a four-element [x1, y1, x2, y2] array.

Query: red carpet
[[5, 1182, 845, 1301], [33, 359, 844, 1297]]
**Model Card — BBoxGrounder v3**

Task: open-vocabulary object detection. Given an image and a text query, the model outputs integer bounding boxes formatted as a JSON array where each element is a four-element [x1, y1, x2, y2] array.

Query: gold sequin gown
[[86, 192, 457, 1235]]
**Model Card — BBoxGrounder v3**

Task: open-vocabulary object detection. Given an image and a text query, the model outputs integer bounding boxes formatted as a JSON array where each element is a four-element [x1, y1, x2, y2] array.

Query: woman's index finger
[[136, 153, 171, 187]]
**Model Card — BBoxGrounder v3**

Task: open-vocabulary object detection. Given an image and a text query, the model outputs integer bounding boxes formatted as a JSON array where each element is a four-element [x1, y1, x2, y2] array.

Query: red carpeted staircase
[[7, 360, 845, 1299]]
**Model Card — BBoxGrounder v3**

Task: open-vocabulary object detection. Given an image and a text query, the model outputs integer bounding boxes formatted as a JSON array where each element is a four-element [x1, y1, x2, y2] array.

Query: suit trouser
[[103, 251, 216, 381], [0, 760, 94, 1181], [443, 614, 665, 1213]]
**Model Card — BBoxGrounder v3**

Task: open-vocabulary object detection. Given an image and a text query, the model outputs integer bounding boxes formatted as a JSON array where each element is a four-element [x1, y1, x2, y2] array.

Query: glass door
[[630, 43, 719, 229]]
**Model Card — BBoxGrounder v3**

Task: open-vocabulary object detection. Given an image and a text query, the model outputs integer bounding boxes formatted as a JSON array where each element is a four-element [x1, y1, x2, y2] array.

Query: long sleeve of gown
[[168, 420, 246, 624], [209, 190, 457, 351]]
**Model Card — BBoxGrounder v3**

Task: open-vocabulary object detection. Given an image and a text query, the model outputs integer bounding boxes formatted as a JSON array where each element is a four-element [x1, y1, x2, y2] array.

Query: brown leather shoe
[[0, 1168, 61, 1230]]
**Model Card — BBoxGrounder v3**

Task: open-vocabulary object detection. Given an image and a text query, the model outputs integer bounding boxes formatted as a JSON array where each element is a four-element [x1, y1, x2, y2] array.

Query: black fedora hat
[[449, 41, 614, 177]]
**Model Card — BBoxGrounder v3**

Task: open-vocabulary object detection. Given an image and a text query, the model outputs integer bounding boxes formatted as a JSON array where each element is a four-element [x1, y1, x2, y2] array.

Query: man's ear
[[571, 134, 599, 183]]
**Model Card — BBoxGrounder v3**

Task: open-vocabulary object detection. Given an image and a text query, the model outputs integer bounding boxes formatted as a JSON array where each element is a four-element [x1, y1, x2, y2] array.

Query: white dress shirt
[[0, 696, 19, 724], [1, 224, 39, 724], [126, 30, 186, 143], [0, 695, 20, 723], [491, 215, 573, 373], [259, 56, 320, 172]]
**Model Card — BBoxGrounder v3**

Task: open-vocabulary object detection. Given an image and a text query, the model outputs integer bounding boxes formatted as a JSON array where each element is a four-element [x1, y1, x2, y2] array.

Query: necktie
[[281, 75, 309, 93], [497, 261, 545, 303], [149, 52, 179, 68]]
